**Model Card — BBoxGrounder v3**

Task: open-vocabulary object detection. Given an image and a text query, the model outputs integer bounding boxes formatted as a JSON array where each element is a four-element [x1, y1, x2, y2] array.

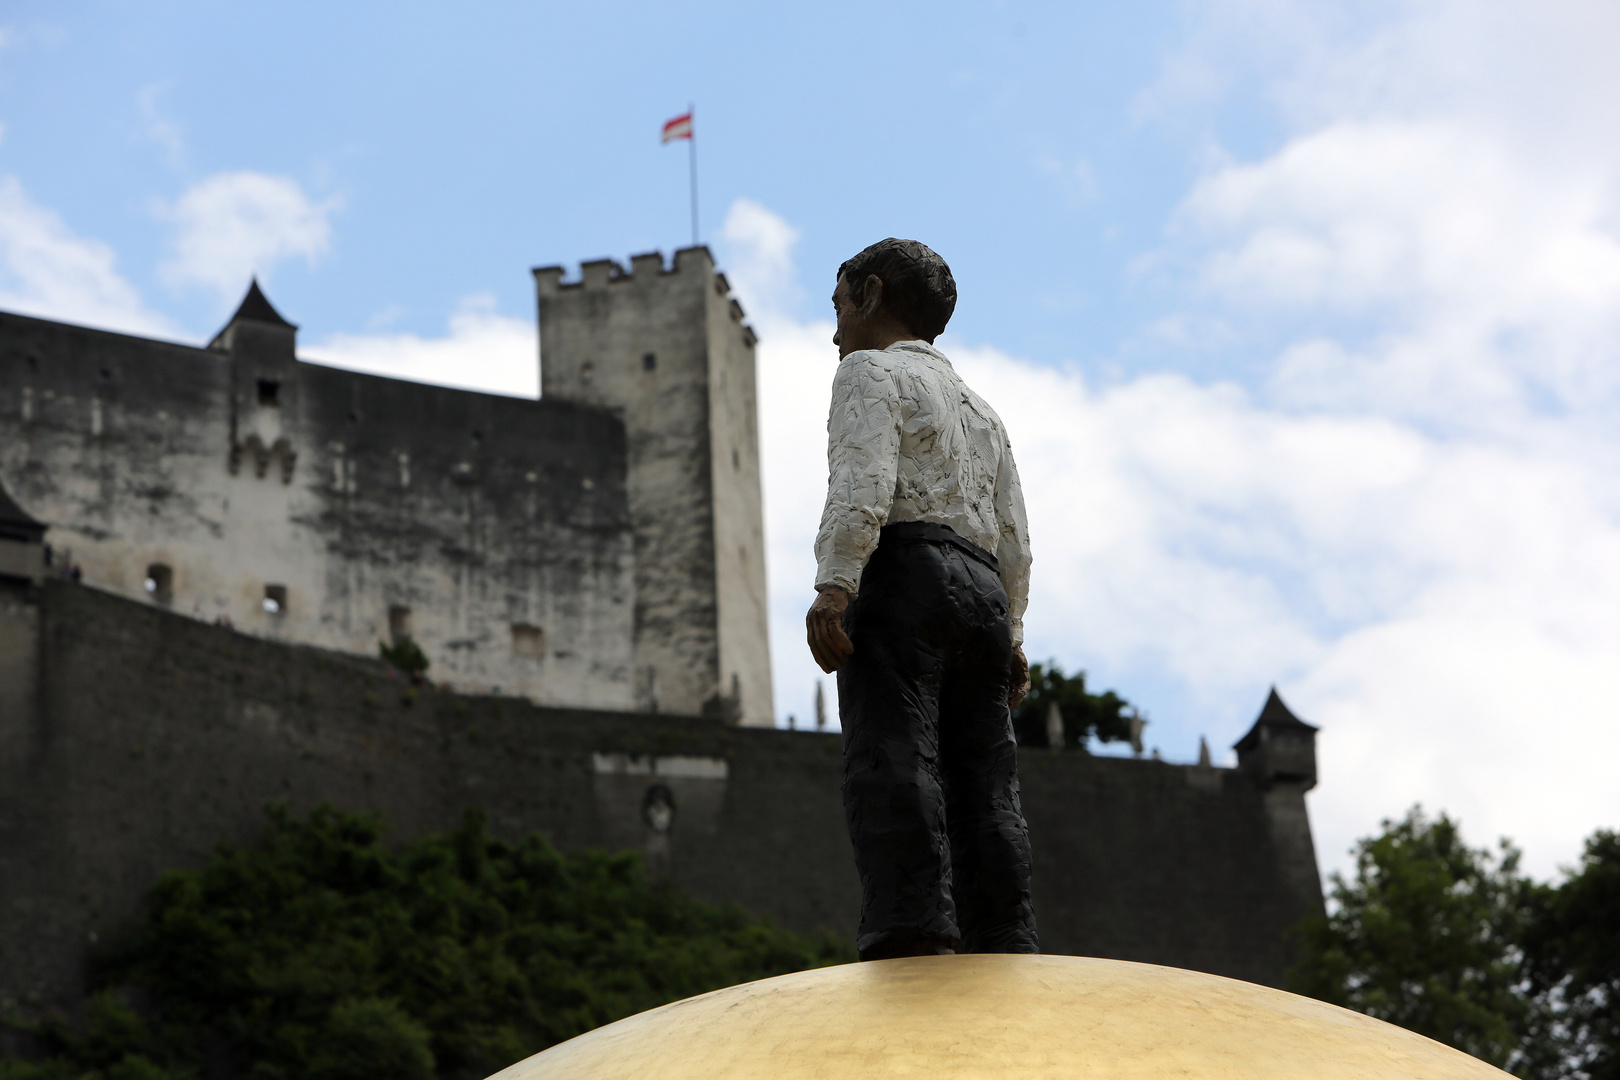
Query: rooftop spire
[[226, 278, 296, 329], [1253, 687, 1316, 735], [209, 278, 299, 355], [1234, 687, 1318, 753]]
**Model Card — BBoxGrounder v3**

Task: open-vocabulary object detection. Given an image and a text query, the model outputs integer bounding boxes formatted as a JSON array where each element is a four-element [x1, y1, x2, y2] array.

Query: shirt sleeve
[[814, 353, 902, 596], [993, 428, 1033, 647]]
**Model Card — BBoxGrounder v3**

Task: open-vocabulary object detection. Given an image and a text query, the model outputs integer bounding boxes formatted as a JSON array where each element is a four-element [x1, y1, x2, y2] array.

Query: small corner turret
[[1233, 687, 1318, 790], [208, 278, 297, 363]]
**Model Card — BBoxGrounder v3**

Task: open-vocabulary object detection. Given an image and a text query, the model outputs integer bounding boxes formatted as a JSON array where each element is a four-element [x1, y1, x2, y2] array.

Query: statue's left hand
[[1008, 647, 1030, 708], [806, 587, 854, 673]]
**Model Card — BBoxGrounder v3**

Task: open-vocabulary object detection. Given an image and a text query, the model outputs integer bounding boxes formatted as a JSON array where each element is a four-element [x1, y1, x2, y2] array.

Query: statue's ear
[[859, 274, 885, 316]]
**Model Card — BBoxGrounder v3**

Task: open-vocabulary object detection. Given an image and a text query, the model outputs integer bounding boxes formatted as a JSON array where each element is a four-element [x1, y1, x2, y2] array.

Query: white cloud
[[725, 156, 1620, 885], [1121, 1, 1620, 876], [1131, 1, 1620, 877], [971, 347, 1620, 882], [1261, 1, 1620, 160], [301, 295, 538, 398], [137, 83, 186, 169], [1135, 1, 1620, 148], [0, 175, 175, 337], [1173, 120, 1620, 425], [715, 199, 841, 730], [754, 314, 843, 731], [157, 171, 338, 300], [5, 0, 1611, 891], [717, 197, 802, 320], [0, 23, 67, 54]]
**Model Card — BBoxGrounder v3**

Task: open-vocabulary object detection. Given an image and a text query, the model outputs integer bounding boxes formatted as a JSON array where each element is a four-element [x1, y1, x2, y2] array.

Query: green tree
[[5, 806, 851, 1080], [1287, 805, 1533, 1070], [1522, 830, 1620, 1079], [1010, 661, 1132, 749]]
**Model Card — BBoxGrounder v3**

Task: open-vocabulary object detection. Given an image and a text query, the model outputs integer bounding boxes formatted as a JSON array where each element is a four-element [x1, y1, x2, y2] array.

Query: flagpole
[[687, 102, 699, 247]]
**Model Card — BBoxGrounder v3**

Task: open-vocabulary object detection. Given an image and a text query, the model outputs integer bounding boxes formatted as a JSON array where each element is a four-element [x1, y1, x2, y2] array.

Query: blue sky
[[0, 1, 1248, 358], [4, 1, 1620, 881]]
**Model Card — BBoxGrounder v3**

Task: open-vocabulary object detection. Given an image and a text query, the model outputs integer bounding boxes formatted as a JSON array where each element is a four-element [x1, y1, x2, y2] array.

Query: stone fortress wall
[[0, 244, 1322, 1012], [0, 577, 1322, 1011], [0, 246, 772, 723]]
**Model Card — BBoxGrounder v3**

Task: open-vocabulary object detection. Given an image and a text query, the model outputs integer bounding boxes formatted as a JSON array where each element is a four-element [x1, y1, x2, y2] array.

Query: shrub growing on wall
[[378, 638, 431, 680], [3, 806, 851, 1080]]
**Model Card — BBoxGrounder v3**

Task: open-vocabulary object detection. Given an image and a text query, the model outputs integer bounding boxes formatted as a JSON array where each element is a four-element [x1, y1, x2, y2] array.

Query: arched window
[[144, 563, 173, 606]]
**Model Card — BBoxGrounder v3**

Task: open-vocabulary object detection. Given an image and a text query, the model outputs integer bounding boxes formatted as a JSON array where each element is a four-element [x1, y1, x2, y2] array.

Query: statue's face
[[831, 276, 855, 358], [833, 271, 915, 357], [831, 275, 877, 359]]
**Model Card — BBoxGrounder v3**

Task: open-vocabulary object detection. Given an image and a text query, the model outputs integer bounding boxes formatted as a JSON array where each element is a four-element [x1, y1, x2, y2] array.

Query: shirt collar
[[884, 339, 951, 364]]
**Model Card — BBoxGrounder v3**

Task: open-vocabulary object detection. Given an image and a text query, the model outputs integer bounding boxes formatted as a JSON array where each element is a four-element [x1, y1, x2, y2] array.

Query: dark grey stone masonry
[[0, 580, 1322, 1013]]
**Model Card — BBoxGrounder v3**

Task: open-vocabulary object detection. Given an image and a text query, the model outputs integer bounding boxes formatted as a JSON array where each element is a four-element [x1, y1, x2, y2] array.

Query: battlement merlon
[[531, 246, 754, 330]]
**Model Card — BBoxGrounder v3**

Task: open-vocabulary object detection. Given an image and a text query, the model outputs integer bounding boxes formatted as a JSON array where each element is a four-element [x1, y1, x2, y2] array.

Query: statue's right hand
[[1008, 646, 1030, 708], [806, 587, 854, 674]]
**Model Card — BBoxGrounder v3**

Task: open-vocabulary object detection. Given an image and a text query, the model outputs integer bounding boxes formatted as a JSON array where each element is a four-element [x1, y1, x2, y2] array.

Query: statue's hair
[[837, 238, 957, 343]]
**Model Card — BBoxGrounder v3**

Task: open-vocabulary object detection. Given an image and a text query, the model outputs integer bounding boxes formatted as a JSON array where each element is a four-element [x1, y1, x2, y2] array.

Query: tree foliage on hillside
[[1287, 806, 1532, 1068], [1289, 806, 1620, 1078], [1010, 661, 1132, 748], [1521, 830, 1620, 1080], [2, 806, 851, 1080]]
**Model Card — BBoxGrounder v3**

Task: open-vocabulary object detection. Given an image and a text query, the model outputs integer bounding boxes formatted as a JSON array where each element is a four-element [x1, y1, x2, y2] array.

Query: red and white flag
[[661, 112, 693, 143]]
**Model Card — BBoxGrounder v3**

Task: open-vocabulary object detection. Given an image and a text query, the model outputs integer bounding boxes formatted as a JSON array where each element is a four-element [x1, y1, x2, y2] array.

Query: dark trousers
[[837, 521, 1039, 959]]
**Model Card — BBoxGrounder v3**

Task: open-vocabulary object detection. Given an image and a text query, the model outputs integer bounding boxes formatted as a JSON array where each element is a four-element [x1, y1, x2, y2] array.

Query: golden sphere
[[489, 954, 1508, 1079]]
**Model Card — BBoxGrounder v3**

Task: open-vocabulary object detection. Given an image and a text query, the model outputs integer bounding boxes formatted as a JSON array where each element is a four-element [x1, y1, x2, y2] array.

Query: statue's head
[[835, 239, 957, 345]]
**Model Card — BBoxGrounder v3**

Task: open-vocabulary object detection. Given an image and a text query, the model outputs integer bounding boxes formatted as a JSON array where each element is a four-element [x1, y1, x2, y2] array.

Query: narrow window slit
[[511, 623, 545, 658], [144, 563, 173, 606]]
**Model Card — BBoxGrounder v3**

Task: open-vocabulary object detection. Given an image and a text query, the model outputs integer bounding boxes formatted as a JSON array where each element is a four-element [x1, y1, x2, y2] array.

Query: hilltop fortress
[[0, 248, 1324, 1011], [0, 247, 771, 725]]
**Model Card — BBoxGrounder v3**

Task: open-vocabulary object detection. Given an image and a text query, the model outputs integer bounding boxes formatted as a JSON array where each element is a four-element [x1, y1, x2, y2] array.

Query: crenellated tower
[[534, 247, 773, 727]]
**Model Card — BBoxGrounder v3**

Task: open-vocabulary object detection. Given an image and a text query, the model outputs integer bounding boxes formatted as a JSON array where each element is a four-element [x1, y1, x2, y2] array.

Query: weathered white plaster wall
[[704, 273, 774, 729], [0, 247, 772, 724], [536, 247, 774, 726], [0, 309, 637, 709]]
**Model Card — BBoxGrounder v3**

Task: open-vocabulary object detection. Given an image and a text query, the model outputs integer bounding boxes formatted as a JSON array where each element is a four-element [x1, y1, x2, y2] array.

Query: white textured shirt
[[814, 340, 1032, 646]]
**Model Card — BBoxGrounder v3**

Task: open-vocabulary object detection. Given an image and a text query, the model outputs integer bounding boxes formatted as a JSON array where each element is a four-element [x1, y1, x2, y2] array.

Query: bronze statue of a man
[[806, 238, 1038, 961]]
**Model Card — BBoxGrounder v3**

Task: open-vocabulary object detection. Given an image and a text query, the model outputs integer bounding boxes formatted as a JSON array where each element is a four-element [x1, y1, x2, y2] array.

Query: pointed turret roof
[[226, 278, 296, 329], [1233, 687, 1317, 753], [0, 476, 46, 544]]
